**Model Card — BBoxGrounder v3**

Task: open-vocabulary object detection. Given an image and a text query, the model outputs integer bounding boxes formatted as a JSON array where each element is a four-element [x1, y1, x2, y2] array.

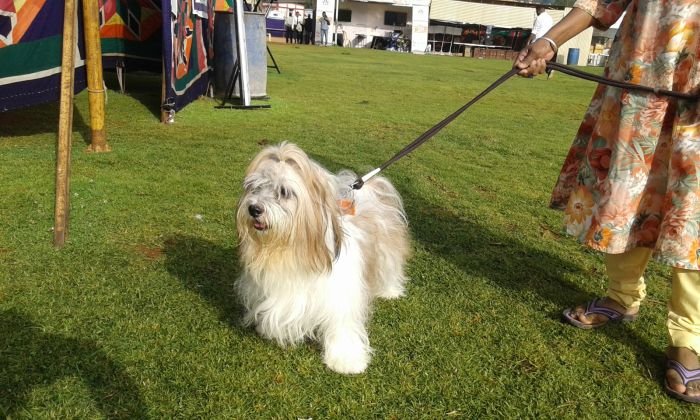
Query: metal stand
[[115, 59, 126, 94], [267, 46, 281, 74], [216, 0, 270, 110], [262, 2, 281, 74], [216, 59, 271, 109]]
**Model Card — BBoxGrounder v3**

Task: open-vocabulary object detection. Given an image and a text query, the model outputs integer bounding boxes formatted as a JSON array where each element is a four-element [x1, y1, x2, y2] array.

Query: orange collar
[[338, 199, 356, 216]]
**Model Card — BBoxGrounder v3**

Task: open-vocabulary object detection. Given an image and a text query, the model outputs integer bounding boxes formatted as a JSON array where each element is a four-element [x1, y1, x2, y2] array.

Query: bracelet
[[539, 36, 558, 56]]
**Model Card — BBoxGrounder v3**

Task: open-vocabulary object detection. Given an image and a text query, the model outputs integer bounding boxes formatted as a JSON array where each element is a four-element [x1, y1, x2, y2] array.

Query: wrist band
[[540, 36, 558, 55]]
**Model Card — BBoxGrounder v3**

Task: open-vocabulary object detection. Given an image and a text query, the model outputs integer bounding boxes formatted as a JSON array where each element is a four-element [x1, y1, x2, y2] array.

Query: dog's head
[[236, 142, 343, 274]]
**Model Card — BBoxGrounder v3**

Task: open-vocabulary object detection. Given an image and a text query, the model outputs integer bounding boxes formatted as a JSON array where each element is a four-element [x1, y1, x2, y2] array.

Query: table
[[430, 41, 511, 56], [354, 34, 367, 48]]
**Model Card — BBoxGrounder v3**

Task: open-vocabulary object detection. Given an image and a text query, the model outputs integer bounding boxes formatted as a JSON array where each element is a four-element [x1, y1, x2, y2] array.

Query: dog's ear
[[269, 143, 343, 273], [274, 146, 339, 274], [302, 164, 343, 272]]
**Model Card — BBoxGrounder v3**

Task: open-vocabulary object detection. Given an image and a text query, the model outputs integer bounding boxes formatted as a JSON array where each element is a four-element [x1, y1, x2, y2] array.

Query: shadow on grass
[[311, 153, 667, 383], [103, 71, 163, 120], [0, 309, 147, 418], [163, 234, 245, 329], [0, 104, 91, 144], [398, 182, 668, 381], [0, 71, 163, 139]]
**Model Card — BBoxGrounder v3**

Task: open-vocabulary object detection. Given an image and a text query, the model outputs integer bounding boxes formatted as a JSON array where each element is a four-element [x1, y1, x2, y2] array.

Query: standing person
[[284, 11, 294, 44], [304, 14, 314, 45], [294, 11, 303, 44], [514, 0, 699, 403], [527, 6, 555, 78], [319, 11, 331, 46]]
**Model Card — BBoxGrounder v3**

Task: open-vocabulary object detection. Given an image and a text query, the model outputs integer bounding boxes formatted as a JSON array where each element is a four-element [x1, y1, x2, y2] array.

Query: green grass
[[1, 44, 697, 418]]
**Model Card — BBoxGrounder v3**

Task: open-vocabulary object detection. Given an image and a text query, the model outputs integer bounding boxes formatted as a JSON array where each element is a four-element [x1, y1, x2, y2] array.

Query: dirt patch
[[136, 245, 164, 261]]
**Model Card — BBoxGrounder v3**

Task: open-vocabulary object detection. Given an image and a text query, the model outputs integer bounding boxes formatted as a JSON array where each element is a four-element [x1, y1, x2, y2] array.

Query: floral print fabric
[[551, 0, 700, 269]]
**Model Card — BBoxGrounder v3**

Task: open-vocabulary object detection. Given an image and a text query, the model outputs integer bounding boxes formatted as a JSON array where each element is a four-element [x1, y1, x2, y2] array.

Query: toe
[[666, 367, 687, 395], [571, 305, 605, 325], [688, 381, 700, 398], [570, 306, 590, 323], [666, 347, 700, 399]]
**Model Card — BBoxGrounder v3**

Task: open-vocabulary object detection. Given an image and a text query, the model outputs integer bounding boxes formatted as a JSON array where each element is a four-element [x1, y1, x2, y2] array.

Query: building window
[[384, 11, 407, 27], [338, 9, 352, 23]]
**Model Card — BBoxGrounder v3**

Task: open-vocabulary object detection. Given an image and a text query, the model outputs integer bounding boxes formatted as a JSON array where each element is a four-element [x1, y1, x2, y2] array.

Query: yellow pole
[[82, 0, 110, 152], [54, 0, 78, 247]]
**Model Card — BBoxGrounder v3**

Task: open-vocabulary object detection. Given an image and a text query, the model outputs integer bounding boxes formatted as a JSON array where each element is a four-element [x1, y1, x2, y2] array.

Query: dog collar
[[338, 199, 355, 216]]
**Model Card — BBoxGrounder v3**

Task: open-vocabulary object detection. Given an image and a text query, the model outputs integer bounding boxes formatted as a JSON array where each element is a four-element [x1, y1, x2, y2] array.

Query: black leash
[[546, 62, 698, 100], [351, 62, 698, 190], [351, 67, 519, 190]]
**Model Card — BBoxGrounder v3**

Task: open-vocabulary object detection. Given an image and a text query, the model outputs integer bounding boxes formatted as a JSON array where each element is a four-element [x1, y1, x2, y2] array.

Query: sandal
[[561, 298, 638, 329], [665, 359, 700, 403]]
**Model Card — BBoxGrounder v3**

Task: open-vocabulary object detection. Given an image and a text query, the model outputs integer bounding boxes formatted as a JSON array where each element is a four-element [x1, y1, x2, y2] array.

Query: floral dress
[[550, 0, 700, 269]]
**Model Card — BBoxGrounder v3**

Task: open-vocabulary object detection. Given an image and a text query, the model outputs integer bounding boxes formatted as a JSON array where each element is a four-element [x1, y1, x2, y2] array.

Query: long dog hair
[[235, 142, 410, 374]]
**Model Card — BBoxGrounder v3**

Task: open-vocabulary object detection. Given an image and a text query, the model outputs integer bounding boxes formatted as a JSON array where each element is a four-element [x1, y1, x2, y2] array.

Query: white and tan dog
[[235, 142, 410, 374]]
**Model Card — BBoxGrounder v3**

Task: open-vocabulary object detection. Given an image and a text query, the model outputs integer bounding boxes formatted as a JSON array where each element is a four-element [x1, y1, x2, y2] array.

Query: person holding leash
[[515, 0, 699, 403]]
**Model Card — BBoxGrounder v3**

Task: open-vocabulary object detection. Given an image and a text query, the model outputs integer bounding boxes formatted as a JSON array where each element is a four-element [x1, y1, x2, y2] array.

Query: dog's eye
[[279, 186, 290, 199]]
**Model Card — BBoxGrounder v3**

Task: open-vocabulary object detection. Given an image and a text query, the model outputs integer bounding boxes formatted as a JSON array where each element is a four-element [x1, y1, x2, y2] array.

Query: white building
[[292, 0, 595, 64], [313, 0, 431, 54]]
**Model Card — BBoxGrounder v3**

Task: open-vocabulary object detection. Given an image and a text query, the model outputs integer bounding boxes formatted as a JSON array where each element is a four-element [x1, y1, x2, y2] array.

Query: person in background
[[284, 11, 294, 44], [514, 0, 699, 403], [304, 14, 314, 45], [294, 11, 303, 44], [319, 11, 331, 46], [527, 6, 555, 78]]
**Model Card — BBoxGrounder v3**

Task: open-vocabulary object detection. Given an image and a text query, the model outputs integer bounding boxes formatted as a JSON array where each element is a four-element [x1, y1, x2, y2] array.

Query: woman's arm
[[514, 8, 596, 77]]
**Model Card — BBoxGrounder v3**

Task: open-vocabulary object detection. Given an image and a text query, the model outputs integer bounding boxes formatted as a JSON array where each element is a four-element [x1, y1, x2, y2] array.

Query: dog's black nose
[[248, 204, 264, 217]]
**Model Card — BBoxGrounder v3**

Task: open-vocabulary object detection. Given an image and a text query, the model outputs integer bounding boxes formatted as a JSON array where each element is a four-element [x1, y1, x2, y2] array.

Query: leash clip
[[351, 178, 364, 190], [352, 167, 381, 190]]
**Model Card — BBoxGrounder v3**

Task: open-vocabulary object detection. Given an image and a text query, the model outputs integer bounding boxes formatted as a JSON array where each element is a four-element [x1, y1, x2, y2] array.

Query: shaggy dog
[[235, 142, 410, 374]]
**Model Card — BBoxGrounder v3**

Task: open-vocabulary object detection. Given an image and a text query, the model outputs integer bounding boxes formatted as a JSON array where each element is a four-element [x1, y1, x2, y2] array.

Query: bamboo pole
[[54, 0, 78, 247], [83, 0, 110, 152]]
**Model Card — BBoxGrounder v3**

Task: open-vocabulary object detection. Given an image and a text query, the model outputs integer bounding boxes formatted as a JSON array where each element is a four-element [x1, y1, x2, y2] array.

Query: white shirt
[[532, 11, 553, 39], [285, 14, 295, 27]]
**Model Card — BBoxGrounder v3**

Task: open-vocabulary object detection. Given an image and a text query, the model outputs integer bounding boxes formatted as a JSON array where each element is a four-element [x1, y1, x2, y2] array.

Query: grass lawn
[[1, 43, 698, 418]]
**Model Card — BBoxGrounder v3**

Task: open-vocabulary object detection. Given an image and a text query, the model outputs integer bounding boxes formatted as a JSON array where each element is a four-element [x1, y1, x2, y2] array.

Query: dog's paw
[[255, 323, 270, 338], [323, 348, 369, 374], [375, 282, 406, 299], [323, 330, 371, 374]]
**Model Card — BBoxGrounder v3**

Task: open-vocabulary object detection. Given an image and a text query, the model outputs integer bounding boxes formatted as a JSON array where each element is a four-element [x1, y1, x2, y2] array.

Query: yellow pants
[[605, 248, 700, 354]]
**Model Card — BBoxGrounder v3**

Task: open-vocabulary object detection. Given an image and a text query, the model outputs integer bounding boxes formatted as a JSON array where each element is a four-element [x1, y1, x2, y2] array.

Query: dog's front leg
[[322, 319, 372, 374]]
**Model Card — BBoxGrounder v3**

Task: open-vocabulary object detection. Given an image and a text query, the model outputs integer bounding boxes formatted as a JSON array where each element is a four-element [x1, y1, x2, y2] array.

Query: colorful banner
[[0, 0, 215, 115], [162, 0, 214, 112], [0, 0, 87, 112], [214, 0, 233, 13], [99, 0, 163, 71]]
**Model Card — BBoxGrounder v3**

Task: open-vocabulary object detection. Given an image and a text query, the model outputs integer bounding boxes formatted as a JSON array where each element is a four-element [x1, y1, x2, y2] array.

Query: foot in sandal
[[561, 297, 638, 329], [665, 346, 700, 403]]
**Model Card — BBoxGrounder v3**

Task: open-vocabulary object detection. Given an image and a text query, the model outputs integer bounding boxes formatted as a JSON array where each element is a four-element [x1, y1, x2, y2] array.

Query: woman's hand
[[513, 8, 596, 77], [514, 38, 557, 77]]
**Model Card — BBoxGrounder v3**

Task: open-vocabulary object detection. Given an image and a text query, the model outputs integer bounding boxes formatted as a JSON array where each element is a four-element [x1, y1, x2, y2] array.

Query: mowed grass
[[1, 43, 698, 418]]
